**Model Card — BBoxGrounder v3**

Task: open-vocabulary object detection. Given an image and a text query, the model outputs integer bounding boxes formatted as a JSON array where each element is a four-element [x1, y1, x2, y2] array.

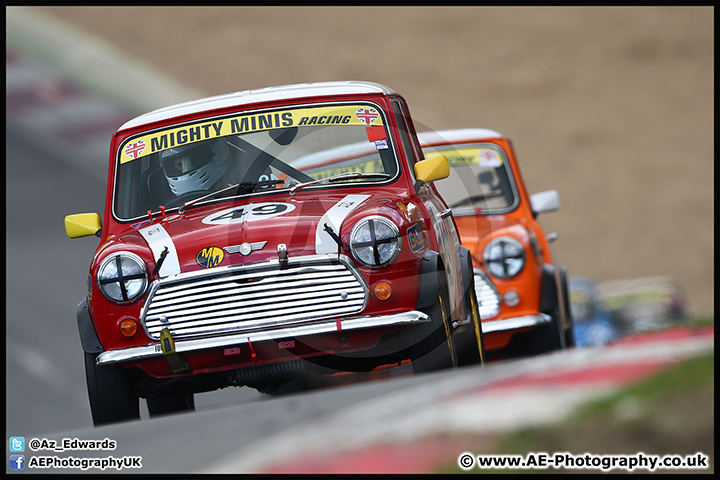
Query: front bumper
[[96, 310, 430, 366], [474, 268, 552, 333], [481, 313, 551, 333]]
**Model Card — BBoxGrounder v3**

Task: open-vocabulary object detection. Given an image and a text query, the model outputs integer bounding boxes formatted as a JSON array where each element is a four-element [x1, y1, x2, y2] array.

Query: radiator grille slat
[[142, 257, 368, 340], [148, 276, 361, 314], [474, 270, 501, 319]]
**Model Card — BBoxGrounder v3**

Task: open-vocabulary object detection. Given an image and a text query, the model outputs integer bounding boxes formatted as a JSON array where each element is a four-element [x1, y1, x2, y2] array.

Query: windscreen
[[113, 103, 398, 221], [423, 143, 518, 215]]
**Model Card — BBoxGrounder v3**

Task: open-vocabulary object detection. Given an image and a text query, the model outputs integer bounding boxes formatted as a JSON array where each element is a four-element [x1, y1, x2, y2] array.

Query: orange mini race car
[[419, 129, 574, 356]]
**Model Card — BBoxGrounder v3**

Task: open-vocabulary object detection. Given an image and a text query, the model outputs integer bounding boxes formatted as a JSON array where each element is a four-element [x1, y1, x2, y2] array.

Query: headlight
[[483, 236, 525, 279], [97, 252, 148, 303], [349, 216, 402, 267]]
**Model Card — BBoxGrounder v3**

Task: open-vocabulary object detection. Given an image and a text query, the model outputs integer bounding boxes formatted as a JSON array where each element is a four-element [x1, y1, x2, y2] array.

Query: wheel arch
[[539, 264, 558, 313], [77, 298, 103, 354], [415, 250, 445, 310], [458, 245, 475, 304]]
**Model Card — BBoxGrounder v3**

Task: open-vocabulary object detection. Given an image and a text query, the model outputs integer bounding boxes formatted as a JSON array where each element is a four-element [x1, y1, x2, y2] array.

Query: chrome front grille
[[142, 256, 368, 340], [474, 269, 501, 319]]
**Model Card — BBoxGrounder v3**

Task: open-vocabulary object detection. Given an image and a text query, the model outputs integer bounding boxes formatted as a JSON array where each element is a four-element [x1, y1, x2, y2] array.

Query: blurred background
[[4, 9, 714, 470], [8, 6, 713, 319]]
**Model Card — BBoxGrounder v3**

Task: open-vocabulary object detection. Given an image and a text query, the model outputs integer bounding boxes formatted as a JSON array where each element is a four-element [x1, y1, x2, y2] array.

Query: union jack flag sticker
[[124, 140, 147, 160], [477, 147, 502, 167], [355, 108, 379, 125]]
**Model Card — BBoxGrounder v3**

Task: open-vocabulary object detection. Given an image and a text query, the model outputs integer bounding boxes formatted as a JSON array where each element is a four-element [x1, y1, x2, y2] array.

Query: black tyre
[[455, 276, 486, 367], [84, 351, 140, 426], [146, 393, 195, 418], [559, 267, 575, 348], [528, 313, 563, 355], [527, 267, 569, 355], [410, 271, 455, 374]]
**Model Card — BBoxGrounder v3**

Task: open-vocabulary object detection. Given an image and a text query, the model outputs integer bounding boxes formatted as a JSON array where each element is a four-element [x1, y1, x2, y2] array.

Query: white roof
[[119, 81, 395, 131], [417, 128, 504, 147]]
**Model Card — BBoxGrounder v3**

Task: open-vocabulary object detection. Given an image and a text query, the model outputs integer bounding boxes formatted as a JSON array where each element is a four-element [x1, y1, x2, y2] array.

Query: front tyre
[[84, 351, 140, 426], [455, 277, 486, 367], [527, 312, 564, 355], [527, 267, 572, 355], [559, 267, 575, 348], [410, 271, 455, 374]]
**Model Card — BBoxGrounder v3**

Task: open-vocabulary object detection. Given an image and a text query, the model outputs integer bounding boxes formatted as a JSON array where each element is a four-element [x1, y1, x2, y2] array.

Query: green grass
[[438, 319, 714, 474], [689, 316, 714, 327], [570, 350, 713, 417]]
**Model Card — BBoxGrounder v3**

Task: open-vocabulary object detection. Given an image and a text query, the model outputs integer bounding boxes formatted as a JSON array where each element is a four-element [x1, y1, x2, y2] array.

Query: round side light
[[119, 317, 139, 337], [373, 281, 393, 301], [504, 289, 520, 307]]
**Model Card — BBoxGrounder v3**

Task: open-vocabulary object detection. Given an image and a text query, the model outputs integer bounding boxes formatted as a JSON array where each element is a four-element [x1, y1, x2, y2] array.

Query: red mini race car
[[65, 82, 485, 426], [418, 129, 574, 357]]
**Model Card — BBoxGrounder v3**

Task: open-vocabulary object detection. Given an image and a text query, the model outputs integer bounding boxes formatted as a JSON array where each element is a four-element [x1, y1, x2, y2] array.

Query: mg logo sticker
[[196, 247, 225, 268]]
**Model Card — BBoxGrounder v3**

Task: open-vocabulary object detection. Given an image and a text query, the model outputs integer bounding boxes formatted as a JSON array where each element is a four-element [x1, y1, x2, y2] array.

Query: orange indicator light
[[373, 281, 393, 301], [119, 318, 138, 337]]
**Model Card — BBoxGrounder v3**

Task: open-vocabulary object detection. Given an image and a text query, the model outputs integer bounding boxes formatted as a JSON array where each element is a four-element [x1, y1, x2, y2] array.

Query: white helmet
[[161, 139, 230, 195]]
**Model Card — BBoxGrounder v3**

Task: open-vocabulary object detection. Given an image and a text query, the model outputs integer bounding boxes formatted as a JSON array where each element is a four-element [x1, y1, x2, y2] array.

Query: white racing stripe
[[139, 223, 181, 276], [315, 194, 370, 254]]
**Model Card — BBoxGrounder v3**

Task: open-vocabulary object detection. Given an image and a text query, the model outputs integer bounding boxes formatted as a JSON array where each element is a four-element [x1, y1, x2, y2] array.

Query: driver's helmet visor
[[161, 143, 215, 178]]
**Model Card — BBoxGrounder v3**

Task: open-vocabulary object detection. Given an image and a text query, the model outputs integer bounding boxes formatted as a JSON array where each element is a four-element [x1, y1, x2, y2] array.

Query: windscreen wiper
[[177, 179, 284, 214], [449, 192, 504, 209], [289, 172, 391, 196]]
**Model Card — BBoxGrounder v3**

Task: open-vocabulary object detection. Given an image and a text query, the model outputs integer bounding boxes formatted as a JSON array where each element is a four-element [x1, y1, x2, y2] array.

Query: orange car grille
[[474, 269, 501, 319]]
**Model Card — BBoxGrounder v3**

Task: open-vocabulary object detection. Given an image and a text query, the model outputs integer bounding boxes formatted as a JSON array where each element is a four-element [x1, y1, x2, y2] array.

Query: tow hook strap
[[159, 328, 189, 373]]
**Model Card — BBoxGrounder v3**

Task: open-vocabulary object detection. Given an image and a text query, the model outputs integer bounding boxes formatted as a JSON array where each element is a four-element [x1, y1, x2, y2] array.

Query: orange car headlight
[[483, 236, 525, 279]]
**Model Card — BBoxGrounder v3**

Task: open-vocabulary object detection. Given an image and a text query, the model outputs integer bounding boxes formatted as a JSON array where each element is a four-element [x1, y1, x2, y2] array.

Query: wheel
[[455, 275, 486, 367], [526, 267, 569, 355], [559, 267, 575, 348], [84, 351, 140, 426], [409, 271, 455, 374], [146, 393, 195, 418], [527, 313, 563, 355]]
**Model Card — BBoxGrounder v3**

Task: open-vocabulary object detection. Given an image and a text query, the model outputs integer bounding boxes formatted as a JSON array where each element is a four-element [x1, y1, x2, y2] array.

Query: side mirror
[[414, 155, 449, 191], [530, 190, 560, 215], [65, 213, 102, 239]]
